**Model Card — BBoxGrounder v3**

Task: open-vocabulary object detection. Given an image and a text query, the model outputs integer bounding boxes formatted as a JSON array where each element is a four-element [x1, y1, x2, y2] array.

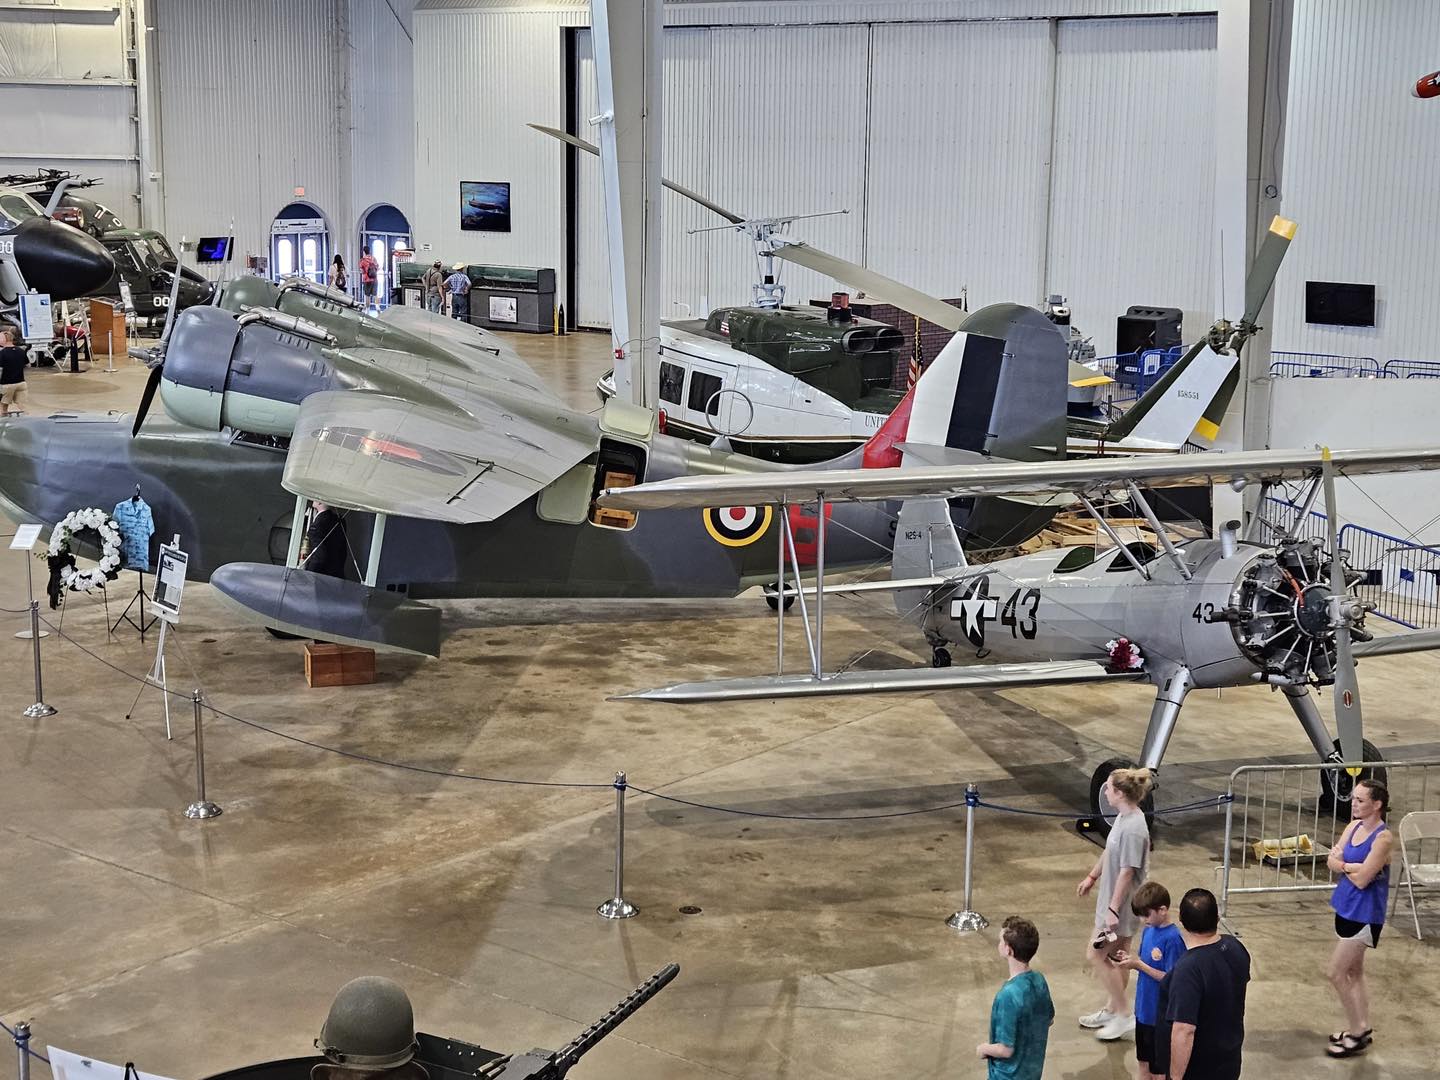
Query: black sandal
[[1327, 1031, 1372, 1056]]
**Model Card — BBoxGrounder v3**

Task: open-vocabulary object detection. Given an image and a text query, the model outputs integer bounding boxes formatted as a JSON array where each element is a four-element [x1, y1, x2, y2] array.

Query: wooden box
[[590, 469, 637, 529], [89, 299, 126, 359], [303, 642, 376, 687]]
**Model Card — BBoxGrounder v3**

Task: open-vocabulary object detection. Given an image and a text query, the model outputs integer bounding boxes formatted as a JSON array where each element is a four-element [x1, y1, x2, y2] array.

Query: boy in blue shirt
[[977, 915, 1054, 1080], [1114, 881, 1186, 1080]]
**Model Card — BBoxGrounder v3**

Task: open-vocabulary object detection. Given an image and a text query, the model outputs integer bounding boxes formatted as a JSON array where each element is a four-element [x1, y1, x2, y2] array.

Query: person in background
[[0, 325, 29, 416], [422, 260, 445, 314], [329, 254, 348, 293], [1326, 778, 1393, 1058], [1076, 767, 1154, 1042], [1114, 881, 1186, 1080], [444, 263, 471, 322], [976, 915, 1054, 1080], [1166, 888, 1250, 1080], [359, 249, 379, 311]]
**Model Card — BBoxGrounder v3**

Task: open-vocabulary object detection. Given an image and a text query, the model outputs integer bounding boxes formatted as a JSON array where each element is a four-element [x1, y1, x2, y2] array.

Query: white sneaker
[[1096, 1013, 1136, 1041], [1078, 1008, 1116, 1029]]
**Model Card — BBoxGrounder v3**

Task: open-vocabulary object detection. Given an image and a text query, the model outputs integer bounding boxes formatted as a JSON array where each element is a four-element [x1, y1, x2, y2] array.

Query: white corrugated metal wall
[[0, 1, 138, 225], [1047, 16, 1218, 358], [349, 0, 417, 252], [1268, 0, 1440, 366], [411, 10, 574, 271], [153, 0, 348, 270], [865, 19, 1056, 306]]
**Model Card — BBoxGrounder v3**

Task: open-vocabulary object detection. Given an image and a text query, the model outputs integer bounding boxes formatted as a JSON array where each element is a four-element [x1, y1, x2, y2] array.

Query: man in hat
[[421, 260, 445, 314], [443, 263, 472, 322]]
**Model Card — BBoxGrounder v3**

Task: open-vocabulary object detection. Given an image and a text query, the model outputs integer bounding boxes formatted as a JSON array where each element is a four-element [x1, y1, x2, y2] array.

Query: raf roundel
[[702, 505, 773, 547]]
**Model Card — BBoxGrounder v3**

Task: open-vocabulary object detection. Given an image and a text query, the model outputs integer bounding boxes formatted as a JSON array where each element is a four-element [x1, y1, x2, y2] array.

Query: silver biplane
[[600, 446, 1440, 819]]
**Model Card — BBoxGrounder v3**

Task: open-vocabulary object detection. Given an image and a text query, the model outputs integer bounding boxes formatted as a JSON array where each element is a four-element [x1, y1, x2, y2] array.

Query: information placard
[[489, 295, 517, 323], [49, 1047, 177, 1080], [152, 543, 189, 623], [9, 523, 42, 550]]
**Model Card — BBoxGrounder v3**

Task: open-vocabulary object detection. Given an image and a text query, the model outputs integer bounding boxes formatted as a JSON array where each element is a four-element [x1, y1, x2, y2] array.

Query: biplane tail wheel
[[931, 647, 952, 668], [1320, 739, 1385, 810], [1080, 757, 1156, 841]]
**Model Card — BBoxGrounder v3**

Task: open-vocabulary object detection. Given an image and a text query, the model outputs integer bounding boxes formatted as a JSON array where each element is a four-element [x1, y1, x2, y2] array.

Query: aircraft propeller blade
[[132, 362, 163, 438], [1240, 215, 1297, 327], [1321, 446, 1364, 763], [156, 240, 187, 350]]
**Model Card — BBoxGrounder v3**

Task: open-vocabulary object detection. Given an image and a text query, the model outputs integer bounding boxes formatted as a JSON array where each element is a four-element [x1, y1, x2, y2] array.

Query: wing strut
[[1124, 481, 1192, 580], [1077, 494, 1151, 579], [365, 513, 387, 587]]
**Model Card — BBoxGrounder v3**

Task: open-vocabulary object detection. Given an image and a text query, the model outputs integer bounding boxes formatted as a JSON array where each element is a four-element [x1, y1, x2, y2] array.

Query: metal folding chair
[[1390, 811, 1440, 940]]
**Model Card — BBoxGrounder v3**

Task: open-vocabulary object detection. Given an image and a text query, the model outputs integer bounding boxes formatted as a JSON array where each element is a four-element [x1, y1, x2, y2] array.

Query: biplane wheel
[[1319, 739, 1385, 810], [931, 647, 952, 668], [763, 582, 796, 612], [1081, 757, 1156, 840]]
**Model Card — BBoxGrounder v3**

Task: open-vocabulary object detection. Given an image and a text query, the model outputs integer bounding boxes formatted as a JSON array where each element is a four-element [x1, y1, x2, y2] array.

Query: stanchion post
[[183, 689, 222, 819], [13, 1021, 30, 1080], [597, 771, 637, 919], [22, 602, 56, 718], [946, 783, 988, 932]]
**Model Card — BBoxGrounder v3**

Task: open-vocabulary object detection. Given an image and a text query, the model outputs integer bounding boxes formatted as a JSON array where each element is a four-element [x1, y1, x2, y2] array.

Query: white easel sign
[[10, 523, 42, 550], [48, 1047, 177, 1080], [152, 543, 189, 623]]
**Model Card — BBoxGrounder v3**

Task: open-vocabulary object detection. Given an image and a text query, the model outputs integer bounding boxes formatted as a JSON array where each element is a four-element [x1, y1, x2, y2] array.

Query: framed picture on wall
[[460, 181, 511, 232]]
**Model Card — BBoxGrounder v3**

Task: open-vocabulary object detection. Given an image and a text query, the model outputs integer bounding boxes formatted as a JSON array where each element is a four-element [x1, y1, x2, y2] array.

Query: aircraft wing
[[599, 446, 1440, 511], [282, 390, 596, 523], [376, 305, 559, 400], [1352, 629, 1440, 658], [613, 660, 1144, 703]]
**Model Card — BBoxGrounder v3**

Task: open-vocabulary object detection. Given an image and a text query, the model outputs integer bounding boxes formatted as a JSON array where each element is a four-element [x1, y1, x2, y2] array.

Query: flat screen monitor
[[1305, 281, 1375, 327], [460, 181, 511, 233], [195, 236, 233, 263]]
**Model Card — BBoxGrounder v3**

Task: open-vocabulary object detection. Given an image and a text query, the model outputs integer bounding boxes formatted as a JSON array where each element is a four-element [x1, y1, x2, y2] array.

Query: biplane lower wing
[[613, 659, 1144, 704]]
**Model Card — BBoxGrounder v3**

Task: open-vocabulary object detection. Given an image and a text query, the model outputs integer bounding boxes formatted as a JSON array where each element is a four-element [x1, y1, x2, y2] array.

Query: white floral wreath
[[47, 507, 123, 592]]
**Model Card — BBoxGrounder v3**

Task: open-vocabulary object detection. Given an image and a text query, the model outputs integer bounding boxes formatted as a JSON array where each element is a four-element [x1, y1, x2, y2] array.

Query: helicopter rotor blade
[[528, 124, 744, 224], [1320, 446, 1364, 763], [132, 362, 163, 438], [1240, 215, 1297, 328]]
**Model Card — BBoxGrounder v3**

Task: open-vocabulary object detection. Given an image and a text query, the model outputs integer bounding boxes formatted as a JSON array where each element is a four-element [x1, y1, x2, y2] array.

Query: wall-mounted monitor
[[195, 236, 233, 263], [460, 181, 511, 233], [1305, 281, 1375, 327]]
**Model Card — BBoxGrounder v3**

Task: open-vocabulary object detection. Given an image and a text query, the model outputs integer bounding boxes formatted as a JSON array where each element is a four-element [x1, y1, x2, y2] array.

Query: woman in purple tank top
[[1324, 778, 1393, 1058]]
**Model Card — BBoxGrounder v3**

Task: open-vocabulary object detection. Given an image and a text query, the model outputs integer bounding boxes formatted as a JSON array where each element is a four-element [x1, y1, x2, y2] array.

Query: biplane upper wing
[[599, 446, 1440, 511], [281, 389, 598, 523], [614, 660, 1146, 703]]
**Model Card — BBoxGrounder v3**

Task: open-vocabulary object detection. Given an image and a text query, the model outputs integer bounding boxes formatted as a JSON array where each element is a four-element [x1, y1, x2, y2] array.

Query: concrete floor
[[3, 325, 1440, 1079]]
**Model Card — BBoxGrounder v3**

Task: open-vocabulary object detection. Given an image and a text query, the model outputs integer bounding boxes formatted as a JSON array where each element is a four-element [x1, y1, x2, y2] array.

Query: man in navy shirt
[[1167, 888, 1250, 1080]]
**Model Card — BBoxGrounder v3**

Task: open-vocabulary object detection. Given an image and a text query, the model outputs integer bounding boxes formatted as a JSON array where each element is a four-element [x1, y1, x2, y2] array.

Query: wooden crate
[[303, 642, 376, 687]]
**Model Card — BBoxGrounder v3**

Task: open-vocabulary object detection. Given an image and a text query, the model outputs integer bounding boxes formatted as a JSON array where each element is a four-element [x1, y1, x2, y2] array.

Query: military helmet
[[315, 976, 419, 1071]]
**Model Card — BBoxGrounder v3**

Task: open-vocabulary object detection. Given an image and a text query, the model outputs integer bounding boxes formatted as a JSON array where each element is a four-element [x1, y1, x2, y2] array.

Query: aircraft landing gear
[[1320, 738, 1385, 810], [1078, 756, 1156, 843], [763, 581, 796, 612], [931, 647, 952, 668]]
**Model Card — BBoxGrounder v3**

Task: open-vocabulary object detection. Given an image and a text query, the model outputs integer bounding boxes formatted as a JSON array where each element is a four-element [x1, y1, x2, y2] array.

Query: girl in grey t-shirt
[[1075, 767, 1153, 1042]]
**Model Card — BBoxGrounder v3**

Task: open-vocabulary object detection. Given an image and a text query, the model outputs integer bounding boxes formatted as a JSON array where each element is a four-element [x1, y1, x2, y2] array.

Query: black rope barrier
[[0, 1020, 50, 1065]]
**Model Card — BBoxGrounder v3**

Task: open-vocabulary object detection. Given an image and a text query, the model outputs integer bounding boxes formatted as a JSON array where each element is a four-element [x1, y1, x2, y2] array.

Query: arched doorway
[[359, 203, 411, 310], [270, 201, 330, 285]]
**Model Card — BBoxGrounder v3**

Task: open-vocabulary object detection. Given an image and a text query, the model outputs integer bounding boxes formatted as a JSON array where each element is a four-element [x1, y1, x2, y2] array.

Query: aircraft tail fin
[[1102, 340, 1239, 449], [892, 497, 967, 580]]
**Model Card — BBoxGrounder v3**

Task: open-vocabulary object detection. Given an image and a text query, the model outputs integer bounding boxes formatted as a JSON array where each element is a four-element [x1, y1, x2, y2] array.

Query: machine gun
[[473, 963, 679, 1078]]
